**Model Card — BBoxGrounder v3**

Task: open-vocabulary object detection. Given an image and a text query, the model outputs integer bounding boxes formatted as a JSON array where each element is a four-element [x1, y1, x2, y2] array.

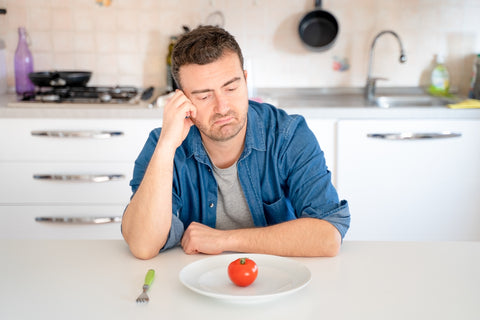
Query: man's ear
[[243, 70, 248, 81]]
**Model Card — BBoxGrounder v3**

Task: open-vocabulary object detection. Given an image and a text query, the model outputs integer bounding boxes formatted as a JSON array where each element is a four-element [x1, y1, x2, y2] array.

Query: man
[[122, 26, 350, 259]]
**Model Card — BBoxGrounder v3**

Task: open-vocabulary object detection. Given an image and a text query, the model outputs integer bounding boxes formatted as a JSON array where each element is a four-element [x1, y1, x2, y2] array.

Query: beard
[[193, 110, 247, 142]]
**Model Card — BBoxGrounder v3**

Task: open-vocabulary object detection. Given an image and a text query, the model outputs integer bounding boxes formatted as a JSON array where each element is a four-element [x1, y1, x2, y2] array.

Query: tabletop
[[0, 240, 479, 320]]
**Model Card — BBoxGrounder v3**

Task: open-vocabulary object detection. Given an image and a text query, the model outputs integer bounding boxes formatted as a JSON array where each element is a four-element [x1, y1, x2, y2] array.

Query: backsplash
[[1, 0, 479, 95]]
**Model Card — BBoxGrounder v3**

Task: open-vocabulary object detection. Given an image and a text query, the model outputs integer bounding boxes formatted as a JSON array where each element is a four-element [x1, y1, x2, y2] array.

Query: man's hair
[[171, 26, 244, 89]]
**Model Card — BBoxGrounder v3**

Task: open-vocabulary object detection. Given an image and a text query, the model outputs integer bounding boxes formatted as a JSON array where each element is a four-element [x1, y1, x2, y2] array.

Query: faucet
[[365, 30, 407, 103]]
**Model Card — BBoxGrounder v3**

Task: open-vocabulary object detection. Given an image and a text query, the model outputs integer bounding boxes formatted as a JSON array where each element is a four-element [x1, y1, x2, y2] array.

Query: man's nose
[[213, 92, 229, 114]]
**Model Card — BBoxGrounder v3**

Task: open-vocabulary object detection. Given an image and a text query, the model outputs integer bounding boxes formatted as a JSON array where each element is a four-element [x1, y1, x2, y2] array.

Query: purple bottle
[[14, 27, 35, 95]]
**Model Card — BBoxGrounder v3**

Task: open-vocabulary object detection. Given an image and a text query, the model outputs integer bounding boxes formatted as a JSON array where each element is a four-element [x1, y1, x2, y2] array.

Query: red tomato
[[228, 257, 258, 287]]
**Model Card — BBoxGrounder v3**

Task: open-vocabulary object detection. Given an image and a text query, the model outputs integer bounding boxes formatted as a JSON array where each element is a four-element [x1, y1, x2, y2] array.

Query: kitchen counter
[[2, 91, 480, 120], [0, 93, 164, 119], [1, 240, 478, 320]]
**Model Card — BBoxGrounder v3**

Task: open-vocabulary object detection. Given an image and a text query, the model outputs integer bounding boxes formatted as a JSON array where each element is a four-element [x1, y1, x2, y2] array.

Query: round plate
[[179, 253, 311, 303]]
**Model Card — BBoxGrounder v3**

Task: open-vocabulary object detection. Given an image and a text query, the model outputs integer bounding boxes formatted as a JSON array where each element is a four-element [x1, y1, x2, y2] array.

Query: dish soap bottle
[[166, 35, 178, 92], [429, 54, 450, 96], [14, 27, 35, 95], [470, 54, 480, 99]]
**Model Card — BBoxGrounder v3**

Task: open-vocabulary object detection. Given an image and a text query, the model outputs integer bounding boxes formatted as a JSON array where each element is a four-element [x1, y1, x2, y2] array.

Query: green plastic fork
[[136, 269, 155, 304]]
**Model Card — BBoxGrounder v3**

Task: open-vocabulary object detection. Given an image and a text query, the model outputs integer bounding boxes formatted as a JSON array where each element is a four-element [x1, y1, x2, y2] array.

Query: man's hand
[[160, 90, 197, 150], [181, 222, 228, 255]]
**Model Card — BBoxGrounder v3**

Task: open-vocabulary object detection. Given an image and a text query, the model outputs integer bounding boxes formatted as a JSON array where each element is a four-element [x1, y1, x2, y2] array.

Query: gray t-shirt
[[211, 161, 254, 230]]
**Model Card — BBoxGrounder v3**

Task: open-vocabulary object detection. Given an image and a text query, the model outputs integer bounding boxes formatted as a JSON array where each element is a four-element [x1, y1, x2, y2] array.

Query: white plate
[[179, 253, 311, 303]]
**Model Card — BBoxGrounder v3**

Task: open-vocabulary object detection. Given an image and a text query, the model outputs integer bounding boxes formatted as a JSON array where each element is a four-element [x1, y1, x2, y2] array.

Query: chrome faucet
[[365, 30, 407, 103]]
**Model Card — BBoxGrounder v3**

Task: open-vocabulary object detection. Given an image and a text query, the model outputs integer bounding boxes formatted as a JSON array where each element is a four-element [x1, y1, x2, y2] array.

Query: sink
[[373, 95, 451, 108], [256, 87, 458, 108]]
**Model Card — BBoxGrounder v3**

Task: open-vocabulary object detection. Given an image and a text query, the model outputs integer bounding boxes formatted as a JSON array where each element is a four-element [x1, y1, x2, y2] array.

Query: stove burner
[[21, 86, 139, 104]]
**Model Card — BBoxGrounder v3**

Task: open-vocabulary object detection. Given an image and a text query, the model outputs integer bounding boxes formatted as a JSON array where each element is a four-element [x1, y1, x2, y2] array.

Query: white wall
[[1, 0, 479, 94]]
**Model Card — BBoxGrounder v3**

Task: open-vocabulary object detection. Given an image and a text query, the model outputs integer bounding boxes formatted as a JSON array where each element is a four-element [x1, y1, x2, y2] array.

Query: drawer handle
[[31, 130, 124, 139], [367, 132, 462, 140], [35, 216, 122, 224], [33, 174, 125, 182]]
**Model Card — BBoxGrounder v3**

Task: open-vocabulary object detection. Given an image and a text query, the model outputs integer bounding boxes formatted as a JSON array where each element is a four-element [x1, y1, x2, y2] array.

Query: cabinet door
[[306, 119, 336, 186], [0, 205, 124, 239], [337, 119, 480, 241]]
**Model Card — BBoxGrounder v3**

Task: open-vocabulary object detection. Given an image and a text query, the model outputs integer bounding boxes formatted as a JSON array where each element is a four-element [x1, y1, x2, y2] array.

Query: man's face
[[178, 51, 249, 142]]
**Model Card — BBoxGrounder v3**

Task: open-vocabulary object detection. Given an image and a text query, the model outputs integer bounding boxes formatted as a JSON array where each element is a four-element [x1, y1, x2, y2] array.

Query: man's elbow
[[320, 226, 342, 257], [323, 237, 341, 257], [123, 232, 163, 260], [129, 246, 160, 260]]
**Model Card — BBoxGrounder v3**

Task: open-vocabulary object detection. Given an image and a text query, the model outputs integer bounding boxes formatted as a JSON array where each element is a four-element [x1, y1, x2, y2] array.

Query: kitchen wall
[[1, 0, 479, 95]]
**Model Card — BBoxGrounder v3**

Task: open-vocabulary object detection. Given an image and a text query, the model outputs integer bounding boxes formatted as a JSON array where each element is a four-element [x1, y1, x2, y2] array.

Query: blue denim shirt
[[130, 101, 350, 251]]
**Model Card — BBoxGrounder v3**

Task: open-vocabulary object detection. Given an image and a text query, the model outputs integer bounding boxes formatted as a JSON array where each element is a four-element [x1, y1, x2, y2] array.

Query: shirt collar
[[185, 101, 266, 164]]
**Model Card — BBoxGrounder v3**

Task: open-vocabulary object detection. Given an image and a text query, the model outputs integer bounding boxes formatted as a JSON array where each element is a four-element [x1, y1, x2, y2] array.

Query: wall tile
[[2, 0, 480, 94], [28, 7, 51, 31], [52, 7, 73, 31], [74, 32, 96, 53], [52, 31, 74, 52], [73, 10, 95, 32]]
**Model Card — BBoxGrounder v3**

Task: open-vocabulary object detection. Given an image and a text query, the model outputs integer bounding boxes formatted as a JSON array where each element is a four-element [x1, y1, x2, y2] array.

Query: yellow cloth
[[448, 99, 480, 109]]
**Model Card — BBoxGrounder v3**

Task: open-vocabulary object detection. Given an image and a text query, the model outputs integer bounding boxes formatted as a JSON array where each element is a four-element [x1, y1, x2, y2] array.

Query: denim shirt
[[130, 101, 350, 251]]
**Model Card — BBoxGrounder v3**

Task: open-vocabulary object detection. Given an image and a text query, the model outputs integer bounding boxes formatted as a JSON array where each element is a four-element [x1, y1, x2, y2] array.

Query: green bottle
[[166, 36, 178, 92], [428, 54, 450, 96]]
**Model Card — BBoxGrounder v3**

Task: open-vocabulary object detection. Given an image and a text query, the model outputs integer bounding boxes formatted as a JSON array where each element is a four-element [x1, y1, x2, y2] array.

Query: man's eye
[[227, 87, 238, 92]]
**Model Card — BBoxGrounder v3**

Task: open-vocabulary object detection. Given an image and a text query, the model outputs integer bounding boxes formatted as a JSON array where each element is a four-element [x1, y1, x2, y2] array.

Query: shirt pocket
[[262, 195, 295, 225]]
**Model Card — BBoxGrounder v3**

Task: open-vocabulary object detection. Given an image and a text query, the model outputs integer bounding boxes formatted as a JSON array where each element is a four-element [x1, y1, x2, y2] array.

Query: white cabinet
[[306, 119, 336, 186], [0, 118, 159, 239], [336, 119, 480, 241]]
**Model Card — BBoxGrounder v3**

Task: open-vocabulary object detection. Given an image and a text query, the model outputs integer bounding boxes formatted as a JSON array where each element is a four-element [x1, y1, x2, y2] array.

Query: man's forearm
[[122, 143, 176, 259], [182, 218, 342, 257], [227, 218, 341, 257]]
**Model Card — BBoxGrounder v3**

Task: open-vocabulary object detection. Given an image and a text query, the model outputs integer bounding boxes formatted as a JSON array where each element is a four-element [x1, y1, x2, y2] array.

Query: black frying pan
[[299, 0, 339, 51], [29, 71, 92, 87]]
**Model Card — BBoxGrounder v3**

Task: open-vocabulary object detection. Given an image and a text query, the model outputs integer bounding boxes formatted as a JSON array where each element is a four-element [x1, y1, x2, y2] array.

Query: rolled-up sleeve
[[160, 213, 185, 252], [300, 200, 350, 239], [282, 115, 351, 239]]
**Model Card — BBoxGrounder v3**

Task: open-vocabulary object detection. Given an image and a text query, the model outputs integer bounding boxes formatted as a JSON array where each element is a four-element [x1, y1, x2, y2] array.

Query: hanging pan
[[298, 0, 339, 51]]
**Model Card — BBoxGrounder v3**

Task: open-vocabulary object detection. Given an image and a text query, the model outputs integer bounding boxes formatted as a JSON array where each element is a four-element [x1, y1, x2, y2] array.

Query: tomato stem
[[240, 258, 246, 265]]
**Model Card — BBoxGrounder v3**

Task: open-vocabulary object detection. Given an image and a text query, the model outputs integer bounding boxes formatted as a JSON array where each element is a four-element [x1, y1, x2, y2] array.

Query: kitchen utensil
[[136, 269, 155, 304], [298, 0, 339, 51], [140, 86, 154, 101], [28, 71, 92, 87]]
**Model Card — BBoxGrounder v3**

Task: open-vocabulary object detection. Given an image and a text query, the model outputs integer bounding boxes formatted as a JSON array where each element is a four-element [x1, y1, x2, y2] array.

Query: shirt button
[[209, 203, 214, 208]]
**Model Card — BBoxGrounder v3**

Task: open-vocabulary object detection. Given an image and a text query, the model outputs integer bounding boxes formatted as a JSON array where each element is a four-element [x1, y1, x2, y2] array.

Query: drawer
[[0, 118, 159, 161], [0, 205, 124, 239], [0, 162, 134, 204]]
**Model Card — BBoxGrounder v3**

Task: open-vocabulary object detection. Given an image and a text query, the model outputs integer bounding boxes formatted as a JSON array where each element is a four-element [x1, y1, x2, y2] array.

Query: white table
[[0, 240, 478, 320]]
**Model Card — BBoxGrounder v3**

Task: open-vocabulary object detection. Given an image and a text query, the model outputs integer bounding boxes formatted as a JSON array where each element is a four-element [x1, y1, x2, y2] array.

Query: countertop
[[0, 240, 479, 320], [2, 89, 480, 120]]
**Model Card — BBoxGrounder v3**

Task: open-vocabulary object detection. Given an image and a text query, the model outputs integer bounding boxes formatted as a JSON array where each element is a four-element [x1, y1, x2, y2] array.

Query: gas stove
[[19, 86, 139, 104]]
